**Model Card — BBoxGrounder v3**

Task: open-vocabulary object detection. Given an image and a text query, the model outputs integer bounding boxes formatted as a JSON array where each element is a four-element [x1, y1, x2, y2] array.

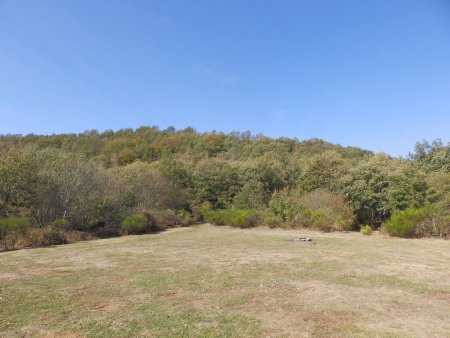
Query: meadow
[[1, 224, 449, 337]]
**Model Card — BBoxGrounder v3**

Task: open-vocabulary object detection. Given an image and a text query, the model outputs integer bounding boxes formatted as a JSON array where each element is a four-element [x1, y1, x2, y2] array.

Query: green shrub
[[177, 210, 192, 223], [121, 210, 189, 235], [0, 217, 29, 250], [200, 207, 261, 228], [233, 180, 268, 210], [268, 189, 299, 222], [311, 209, 333, 232], [201, 208, 221, 225], [48, 219, 69, 230], [263, 211, 282, 228], [120, 214, 150, 235], [360, 224, 373, 235], [382, 205, 449, 238]]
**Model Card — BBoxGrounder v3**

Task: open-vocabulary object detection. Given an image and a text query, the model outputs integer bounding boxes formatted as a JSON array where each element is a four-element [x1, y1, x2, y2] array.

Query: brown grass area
[[1, 224, 449, 337]]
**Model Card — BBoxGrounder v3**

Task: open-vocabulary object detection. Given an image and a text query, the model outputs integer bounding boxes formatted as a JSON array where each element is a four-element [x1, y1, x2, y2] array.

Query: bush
[[382, 205, 449, 238], [263, 211, 282, 228], [360, 224, 373, 235], [121, 210, 188, 235], [145, 209, 190, 231], [94, 224, 121, 238], [120, 214, 150, 235], [233, 180, 268, 210], [0, 217, 29, 250], [298, 190, 355, 231], [48, 219, 69, 230], [310, 209, 333, 232], [26, 226, 67, 247], [200, 207, 261, 228], [268, 189, 355, 231], [64, 230, 93, 243], [383, 208, 426, 238], [268, 189, 300, 222], [177, 210, 192, 224]]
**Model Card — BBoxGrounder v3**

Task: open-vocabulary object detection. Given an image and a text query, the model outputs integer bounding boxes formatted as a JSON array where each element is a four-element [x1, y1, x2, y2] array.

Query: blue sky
[[1, 0, 449, 156]]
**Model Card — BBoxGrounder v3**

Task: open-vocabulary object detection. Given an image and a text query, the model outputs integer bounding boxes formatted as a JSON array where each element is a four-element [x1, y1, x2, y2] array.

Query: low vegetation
[[0, 216, 29, 250], [266, 189, 355, 231], [383, 205, 450, 238], [120, 214, 149, 235], [200, 207, 261, 228], [360, 224, 373, 236]]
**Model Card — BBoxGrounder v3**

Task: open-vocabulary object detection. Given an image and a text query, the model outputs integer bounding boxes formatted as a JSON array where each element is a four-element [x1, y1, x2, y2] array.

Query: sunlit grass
[[1, 224, 449, 337]]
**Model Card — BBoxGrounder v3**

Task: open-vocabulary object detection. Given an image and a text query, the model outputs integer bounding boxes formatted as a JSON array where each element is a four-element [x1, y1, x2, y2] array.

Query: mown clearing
[[1, 224, 450, 337]]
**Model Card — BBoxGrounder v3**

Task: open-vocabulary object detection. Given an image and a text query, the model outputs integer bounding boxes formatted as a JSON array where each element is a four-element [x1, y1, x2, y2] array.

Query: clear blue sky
[[1, 0, 449, 156]]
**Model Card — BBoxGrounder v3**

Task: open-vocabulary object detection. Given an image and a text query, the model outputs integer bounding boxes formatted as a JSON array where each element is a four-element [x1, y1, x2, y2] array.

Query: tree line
[[0, 127, 448, 250]]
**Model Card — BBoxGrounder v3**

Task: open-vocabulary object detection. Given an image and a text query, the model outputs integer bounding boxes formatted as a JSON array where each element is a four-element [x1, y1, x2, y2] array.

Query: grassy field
[[1, 224, 450, 338]]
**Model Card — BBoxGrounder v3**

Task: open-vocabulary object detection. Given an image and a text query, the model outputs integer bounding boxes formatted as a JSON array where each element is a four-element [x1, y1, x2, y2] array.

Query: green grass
[[1, 224, 450, 337]]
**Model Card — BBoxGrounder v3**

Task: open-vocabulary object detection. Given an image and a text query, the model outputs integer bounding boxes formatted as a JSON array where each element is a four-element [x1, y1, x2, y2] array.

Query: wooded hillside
[[1, 126, 449, 250]]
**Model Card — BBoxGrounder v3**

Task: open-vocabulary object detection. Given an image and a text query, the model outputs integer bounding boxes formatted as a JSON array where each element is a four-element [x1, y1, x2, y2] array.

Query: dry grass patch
[[1, 224, 449, 337]]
